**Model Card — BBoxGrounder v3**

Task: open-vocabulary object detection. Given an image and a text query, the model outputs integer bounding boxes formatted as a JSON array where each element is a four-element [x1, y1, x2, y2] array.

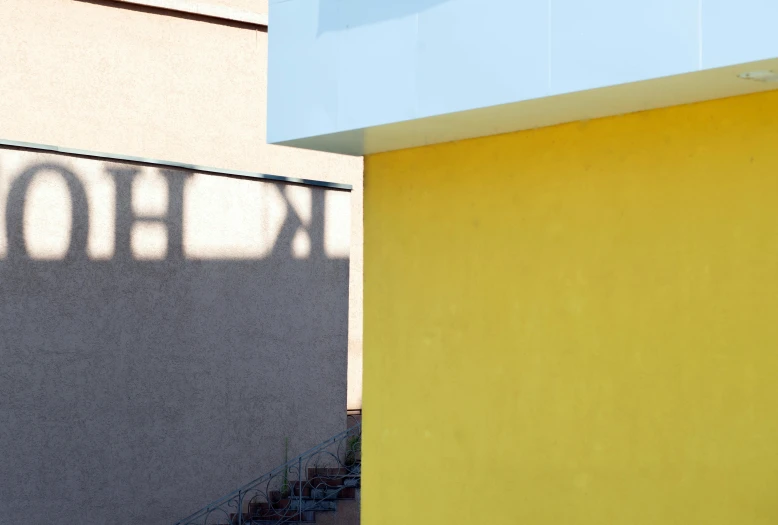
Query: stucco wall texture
[[0, 147, 351, 524], [0, 0, 363, 408], [208, 0, 268, 14], [364, 90, 778, 525]]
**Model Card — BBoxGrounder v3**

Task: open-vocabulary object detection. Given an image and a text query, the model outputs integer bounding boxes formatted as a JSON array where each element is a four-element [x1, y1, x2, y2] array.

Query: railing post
[[298, 456, 303, 523], [238, 490, 244, 525]]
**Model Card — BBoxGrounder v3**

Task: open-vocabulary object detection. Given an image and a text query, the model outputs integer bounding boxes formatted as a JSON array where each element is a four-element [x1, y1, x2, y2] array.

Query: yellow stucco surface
[[364, 90, 778, 524]]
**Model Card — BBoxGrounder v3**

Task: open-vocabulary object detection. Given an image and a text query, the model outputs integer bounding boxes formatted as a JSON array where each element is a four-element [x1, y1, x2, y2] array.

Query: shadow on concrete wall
[[0, 152, 350, 525], [317, 0, 451, 33]]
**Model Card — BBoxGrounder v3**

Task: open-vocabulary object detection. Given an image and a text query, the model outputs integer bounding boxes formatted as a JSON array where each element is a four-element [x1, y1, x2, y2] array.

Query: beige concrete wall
[[207, 0, 268, 14], [0, 146, 350, 524], [108, 0, 268, 24], [0, 0, 363, 409]]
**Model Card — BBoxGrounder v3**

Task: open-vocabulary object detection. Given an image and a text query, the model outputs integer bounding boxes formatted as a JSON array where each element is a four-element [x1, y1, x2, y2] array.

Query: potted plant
[[280, 437, 291, 499], [344, 435, 361, 467]]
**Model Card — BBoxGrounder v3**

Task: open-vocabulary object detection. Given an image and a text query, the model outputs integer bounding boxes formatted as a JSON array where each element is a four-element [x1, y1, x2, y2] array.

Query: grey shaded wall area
[[0, 0, 363, 411], [0, 148, 351, 524]]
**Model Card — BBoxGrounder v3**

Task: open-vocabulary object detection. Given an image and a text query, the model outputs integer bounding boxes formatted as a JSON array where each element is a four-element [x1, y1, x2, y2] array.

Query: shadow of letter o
[[5, 163, 90, 259]]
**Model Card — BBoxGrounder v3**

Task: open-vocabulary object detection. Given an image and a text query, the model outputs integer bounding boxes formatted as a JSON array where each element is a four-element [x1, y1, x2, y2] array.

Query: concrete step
[[291, 481, 359, 498], [313, 492, 360, 525]]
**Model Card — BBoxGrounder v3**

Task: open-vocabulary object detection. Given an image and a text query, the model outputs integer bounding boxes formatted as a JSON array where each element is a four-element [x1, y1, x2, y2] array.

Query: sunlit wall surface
[[268, 0, 778, 150], [364, 90, 778, 525]]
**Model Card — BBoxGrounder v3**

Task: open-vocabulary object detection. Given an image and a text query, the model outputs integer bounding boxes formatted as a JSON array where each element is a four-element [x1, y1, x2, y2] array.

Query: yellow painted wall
[[364, 90, 778, 524]]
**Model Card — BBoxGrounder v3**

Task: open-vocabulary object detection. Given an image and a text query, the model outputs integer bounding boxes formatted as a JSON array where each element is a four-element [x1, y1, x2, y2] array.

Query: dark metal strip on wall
[[0, 139, 353, 191], [75, 0, 268, 29]]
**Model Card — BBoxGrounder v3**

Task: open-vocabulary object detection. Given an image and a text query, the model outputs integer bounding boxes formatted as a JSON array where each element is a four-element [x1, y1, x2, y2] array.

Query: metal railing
[[174, 421, 361, 525]]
